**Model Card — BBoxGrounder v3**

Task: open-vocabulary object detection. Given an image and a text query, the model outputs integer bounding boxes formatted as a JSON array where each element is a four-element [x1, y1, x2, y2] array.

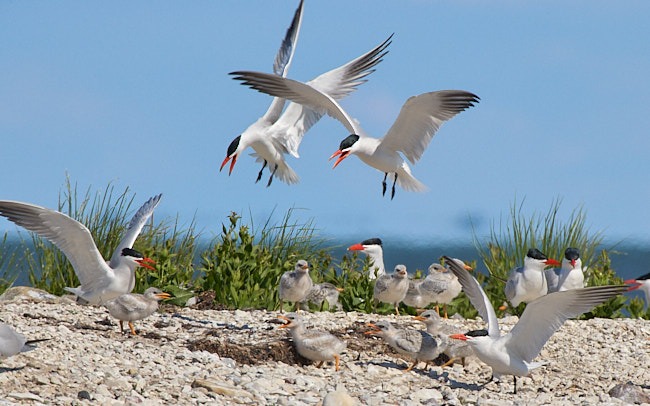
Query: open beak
[[136, 257, 156, 271], [220, 155, 237, 175], [347, 243, 364, 251], [625, 280, 641, 291], [413, 315, 426, 321], [336, 287, 344, 292], [544, 258, 561, 267], [570, 259, 577, 268], [329, 150, 349, 169], [155, 292, 172, 300], [277, 315, 291, 328], [364, 322, 380, 335], [449, 333, 468, 341]]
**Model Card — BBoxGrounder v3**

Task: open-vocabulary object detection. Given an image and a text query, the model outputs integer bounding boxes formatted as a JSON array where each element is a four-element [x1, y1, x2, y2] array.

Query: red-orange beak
[[364, 322, 380, 335], [449, 333, 468, 341], [220, 155, 237, 175], [347, 243, 364, 251], [570, 259, 577, 268], [544, 258, 561, 267], [277, 315, 291, 328], [329, 150, 349, 169], [136, 257, 156, 271], [625, 280, 641, 291]]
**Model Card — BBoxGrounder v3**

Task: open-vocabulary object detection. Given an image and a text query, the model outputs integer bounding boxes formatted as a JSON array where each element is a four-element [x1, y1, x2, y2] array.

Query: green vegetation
[[0, 232, 18, 294], [474, 198, 626, 318], [1, 179, 643, 319]]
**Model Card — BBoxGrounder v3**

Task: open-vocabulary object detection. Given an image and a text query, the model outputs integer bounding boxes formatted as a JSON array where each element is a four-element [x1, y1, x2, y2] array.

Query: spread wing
[[380, 91, 479, 164], [0, 200, 110, 288], [507, 285, 627, 362], [443, 256, 500, 338], [109, 194, 162, 267]]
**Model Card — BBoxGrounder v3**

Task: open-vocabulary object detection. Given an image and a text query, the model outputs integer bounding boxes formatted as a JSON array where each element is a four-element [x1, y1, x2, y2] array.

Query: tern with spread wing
[[443, 256, 628, 394], [220, 0, 304, 185], [230, 65, 478, 198], [0, 194, 161, 305], [222, 21, 392, 186]]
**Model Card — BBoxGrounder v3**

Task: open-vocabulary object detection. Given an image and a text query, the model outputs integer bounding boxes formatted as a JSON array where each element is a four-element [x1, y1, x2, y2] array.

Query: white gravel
[[1, 288, 649, 405]]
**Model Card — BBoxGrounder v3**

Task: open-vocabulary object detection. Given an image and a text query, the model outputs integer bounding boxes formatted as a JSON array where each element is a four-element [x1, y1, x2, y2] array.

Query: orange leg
[[334, 355, 341, 371], [404, 359, 418, 372], [128, 321, 137, 336]]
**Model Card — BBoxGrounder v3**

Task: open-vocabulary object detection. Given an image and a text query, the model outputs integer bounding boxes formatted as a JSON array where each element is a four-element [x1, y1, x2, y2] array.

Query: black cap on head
[[338, 134, 359, 150], [226, 135, 241, 157], [564, 247, 580, 261], [121, 247, 144, 259], [361, 238, 382, 246], [526, 248, 548, 261], [465, 329, 489, 337]]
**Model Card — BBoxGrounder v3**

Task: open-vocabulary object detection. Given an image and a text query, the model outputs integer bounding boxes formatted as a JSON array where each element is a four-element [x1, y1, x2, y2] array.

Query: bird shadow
[[0, 365, 26, 373], [436, 371, 486, 391]]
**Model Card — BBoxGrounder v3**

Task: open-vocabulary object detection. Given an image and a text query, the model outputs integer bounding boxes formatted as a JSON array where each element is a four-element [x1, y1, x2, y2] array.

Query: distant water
[[4, 236, 648, 288]]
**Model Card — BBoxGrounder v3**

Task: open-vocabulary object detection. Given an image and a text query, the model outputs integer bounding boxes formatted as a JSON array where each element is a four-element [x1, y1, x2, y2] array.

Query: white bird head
[[393, 264, 407, 278], [294, 259, 310, 274], [414, 309, 442, 328], [563, 247, 581, 269], [329, 134, 360, 169], [277, 313, 303, 330], [143, 287, 172, 301], [524, 248, 560, 269], [121, 248, 156, 271], [364, 320, 394, 337]]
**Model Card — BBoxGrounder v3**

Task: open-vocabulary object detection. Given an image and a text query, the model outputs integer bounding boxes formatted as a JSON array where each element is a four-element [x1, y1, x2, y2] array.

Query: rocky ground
[[0, 288, 649, 405]]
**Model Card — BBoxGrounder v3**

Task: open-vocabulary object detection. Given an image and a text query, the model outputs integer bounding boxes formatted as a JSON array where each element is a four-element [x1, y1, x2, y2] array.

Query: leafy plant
[[473, 198, 622, 318], [198, 209, 329, 310]]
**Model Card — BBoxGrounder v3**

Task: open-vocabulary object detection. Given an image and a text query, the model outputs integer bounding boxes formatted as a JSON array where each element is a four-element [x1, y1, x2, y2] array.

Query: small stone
[[78, 390, 92, 400]]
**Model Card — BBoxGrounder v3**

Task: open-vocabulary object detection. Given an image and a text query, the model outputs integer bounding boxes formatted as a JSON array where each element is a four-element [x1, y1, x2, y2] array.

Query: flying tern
[[443, 256, 628, 394], [104, 287, 171, 335], [220, 0, 303, 185], [347, 237, 385, 279], [504, 248, 561, 307], [230, 67, 479, 198], [0, 194, 161, 305], [223, 28, 392, 186]]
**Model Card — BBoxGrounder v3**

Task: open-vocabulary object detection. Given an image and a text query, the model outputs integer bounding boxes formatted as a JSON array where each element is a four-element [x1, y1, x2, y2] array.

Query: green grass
[[5, 178, 640, 318], [0, 232, 18, 295]]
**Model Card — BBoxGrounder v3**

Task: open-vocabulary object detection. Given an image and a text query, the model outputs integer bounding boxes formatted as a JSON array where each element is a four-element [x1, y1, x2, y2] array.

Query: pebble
[[0, 297, 648, 405]]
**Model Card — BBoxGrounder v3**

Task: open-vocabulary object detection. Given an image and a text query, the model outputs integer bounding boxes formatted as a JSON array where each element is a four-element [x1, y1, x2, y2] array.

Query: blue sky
[[2, 1, 650, 247]]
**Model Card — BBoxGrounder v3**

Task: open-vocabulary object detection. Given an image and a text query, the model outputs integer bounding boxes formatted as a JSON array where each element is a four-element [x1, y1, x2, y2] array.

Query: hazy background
[[2, 1, 649, 281]]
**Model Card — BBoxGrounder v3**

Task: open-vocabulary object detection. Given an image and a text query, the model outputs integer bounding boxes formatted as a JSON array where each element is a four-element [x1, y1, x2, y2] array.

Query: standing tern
[[220, 0, 303, 185], [415, 310, 472, 367], [306, 282, 344, 311], [422, 260, 468, 318], [278, 259, 313, 312], [545, 247, 584, 293], [104, 287, 171, 335], [229, 69, 479, 198], [0, 323, 49, 360], [504, 248, 561, 307], [347, 237, 385, 279], [222, 29, 392, 186], [365, 320, 444, 372], [625, 272, 650, 309], [278, 313, 347, 371], [373, 264, 409, 315], [443, 256, 628, 394], [0, 195, 161, 305]]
